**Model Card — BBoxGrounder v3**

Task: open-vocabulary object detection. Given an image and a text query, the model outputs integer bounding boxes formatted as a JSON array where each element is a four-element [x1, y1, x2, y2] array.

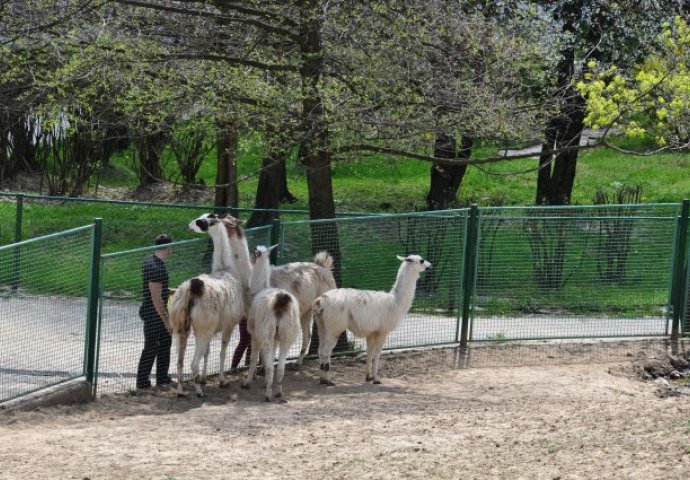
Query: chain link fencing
[[95, 226, 272, 395], [471, 204, 681, 342], [1, 202, 689, 401], [278, 211, 469, 353], [0, 192, 312, 252], [0, 225, 95, 402]]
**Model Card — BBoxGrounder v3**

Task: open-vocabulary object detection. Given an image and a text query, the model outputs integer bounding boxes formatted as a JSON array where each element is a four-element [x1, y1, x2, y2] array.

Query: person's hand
[[164, 318, 172, 333]]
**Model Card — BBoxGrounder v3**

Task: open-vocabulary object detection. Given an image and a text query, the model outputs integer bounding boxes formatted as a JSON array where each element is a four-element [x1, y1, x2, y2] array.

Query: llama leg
[[176, 333, 188, 396], [200, 349, 209, 385], [296, 311, 312, 368], [263, 340, 275, 402], [370, 334, 387, 384], [365, 335, 376, 382], [218, 329, 232, 388], [274, 344, 289, 400], [317, 331, 339, 386], [192, 337, 211, 398], [241, 336, 260, 389]]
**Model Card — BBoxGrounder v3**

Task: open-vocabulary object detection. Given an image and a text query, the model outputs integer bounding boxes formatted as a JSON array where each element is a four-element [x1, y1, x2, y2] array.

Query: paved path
[[0, 295, 669, 400]]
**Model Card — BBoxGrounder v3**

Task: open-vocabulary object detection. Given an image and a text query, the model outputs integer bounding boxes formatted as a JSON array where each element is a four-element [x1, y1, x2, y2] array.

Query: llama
[[241, 245, 300, 401], [169, 215, 245, 397], [190, 212, 336, 366], [312, 254, 432, 386]]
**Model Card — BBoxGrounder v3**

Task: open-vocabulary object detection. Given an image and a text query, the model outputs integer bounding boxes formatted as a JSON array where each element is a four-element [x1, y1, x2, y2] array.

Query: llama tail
[[311, 297, 324, 317], [169, 277, 205, 336], [313, 251, 334, 270]]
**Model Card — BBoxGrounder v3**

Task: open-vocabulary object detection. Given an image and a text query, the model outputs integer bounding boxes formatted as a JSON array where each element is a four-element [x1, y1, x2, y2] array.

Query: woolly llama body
[[241, 245, 300, 401], [169, 215, 245, 397], [190, 213, 336, 366], [269, 252, 336, 367], [312, 254, 431, 385]]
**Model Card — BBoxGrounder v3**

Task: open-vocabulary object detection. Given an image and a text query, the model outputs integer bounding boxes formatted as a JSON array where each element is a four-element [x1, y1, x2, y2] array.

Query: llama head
[[396, 254, 432, 273], [189, 213, 244, 237], [251, 244, 279, 265]]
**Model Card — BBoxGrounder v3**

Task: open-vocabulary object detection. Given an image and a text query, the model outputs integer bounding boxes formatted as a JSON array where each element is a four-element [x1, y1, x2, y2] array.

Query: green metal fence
[[470, 204, 683, 342], [1, 202, 689, 401], [94, 226, 272, 395], [0, 192, 311, 252], [278, 210, 469, 351], [0, 224, 95, 403]]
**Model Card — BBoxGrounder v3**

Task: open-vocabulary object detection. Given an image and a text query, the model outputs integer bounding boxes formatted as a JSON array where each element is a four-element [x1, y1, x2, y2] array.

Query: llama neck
[[209, 225, 234, 274], [390, 265, 420, 314], [227, 231, 253, 288], [249, 258, 271, 296]]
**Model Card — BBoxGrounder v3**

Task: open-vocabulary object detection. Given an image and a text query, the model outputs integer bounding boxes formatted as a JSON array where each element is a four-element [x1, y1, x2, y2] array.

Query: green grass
[[1, 134, 687, 324], [96, 134, 690, 213]]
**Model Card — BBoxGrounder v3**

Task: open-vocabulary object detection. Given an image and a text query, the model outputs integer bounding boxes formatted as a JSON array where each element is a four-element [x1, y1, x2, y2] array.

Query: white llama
[[169, 215, 245, 397], [241, 245, 300, 402], [312, 254, 431, 385]]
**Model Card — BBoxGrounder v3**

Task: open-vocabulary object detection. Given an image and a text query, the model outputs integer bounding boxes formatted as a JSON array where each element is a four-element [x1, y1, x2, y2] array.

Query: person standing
[[136, 234, 174, 389]]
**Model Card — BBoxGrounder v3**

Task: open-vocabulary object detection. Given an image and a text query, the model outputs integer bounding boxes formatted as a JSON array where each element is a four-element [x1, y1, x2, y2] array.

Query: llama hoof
[[176, 392, 187, 398], [196, 392, 205, 398], [373, 380, 382, 385], [274, 392, 282, 398], [365, 375, 373, 382], [265, 396, 272, 402], [320, 379, 336, 386]]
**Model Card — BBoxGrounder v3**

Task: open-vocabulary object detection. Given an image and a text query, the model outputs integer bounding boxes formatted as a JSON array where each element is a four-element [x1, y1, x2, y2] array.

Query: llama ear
[[268, 244, 280, 252], [397, 255, 407, 262]]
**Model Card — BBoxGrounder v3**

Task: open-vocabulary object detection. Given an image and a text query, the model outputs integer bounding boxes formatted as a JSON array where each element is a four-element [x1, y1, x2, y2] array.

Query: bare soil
[[1, 347, 690, 480]]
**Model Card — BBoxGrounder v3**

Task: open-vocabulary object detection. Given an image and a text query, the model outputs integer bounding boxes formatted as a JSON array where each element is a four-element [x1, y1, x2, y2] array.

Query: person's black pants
[[136, 313, 172, 387]]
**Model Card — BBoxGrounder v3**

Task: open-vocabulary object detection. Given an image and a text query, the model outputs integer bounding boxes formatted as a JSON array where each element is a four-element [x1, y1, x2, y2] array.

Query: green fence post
[[671, 200, 690, 340], [11, 194, 23, 290], [84, 218, 103, 391], [270, 218, 282, 265], [459, 204, 479, 350]]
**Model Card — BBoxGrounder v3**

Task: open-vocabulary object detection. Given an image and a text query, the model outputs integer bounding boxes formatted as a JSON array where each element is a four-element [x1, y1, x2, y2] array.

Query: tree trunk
[[536, 1, 585, 206], [426, 133, 472, 211], [137, 131, 168, 185], [299, 0, 347, 353], [246, 151, 286, 228], [215, 123, 239, 208], [278, 157, 297, 204]]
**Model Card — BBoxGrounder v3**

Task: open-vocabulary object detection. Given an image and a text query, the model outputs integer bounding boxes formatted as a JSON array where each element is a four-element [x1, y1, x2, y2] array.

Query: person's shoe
[[136, 382, 152, 390], [157, 376, 173, 387]]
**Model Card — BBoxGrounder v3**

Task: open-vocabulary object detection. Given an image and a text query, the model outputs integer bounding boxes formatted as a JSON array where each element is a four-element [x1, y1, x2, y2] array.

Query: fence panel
[[0, 192, 312, 251], [0, 195, 18, 246], [95, 227, 272, 395], [279, 211, 468, 353], [472, 204, 680, 342], [0, 225, 94, 402]]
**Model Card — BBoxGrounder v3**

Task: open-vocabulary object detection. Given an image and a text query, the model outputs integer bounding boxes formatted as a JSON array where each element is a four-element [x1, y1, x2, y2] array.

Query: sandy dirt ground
[[1, 347, 690, 480]]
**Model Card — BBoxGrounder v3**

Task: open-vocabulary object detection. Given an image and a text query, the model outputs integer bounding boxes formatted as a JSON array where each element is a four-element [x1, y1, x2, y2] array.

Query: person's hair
[[155, 234, 173, 246]]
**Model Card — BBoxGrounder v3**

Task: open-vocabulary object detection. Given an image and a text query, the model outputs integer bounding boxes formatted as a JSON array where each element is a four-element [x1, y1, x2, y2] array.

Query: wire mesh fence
[[0, 225, 94, 402], [0, 192, 311, 252], [1, 202, 689, 402], [471, 204, 681, 342], [278, 211, 469, 352], [95, 226, 272, 395]]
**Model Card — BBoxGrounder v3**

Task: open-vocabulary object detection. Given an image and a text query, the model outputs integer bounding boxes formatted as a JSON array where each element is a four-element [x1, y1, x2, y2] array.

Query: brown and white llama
[[241, 245, 300, 402], [168, 215, 244, 397]]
